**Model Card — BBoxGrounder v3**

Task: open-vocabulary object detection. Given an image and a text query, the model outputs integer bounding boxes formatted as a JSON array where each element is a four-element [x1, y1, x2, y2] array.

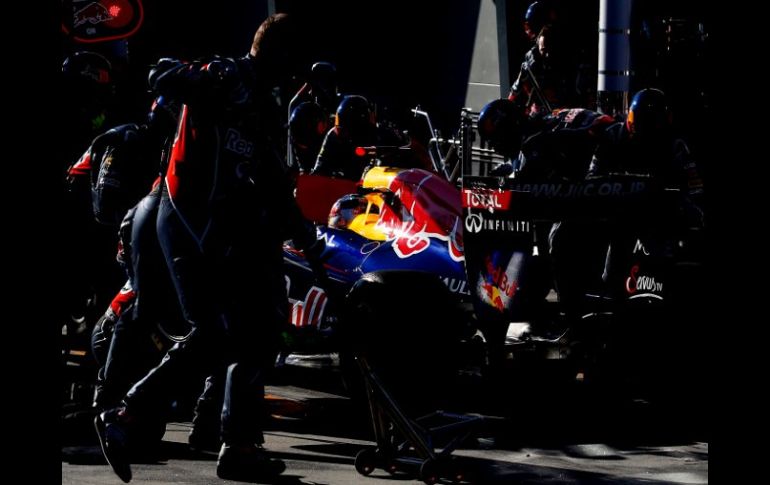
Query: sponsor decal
[[319, 232, 336, 247], [378, 207, 464, 262], [464, 212, 531, 234], [74, 2, 114, 28], [625, 264, 664, 300], [477, 252, 525, 311], [98, 154, 121, 188], [389, 220, 431, 258], [632, 239, 650, 256], [441, 276, 470, 296], [508, 181, 647, 198], [290, 286, 328, 328], [64, 0, 144, 43], [462, 188, 512, 211], [465, 213, 483, 233], [224, 128, 254, 157], [373, 171, 465, 262]]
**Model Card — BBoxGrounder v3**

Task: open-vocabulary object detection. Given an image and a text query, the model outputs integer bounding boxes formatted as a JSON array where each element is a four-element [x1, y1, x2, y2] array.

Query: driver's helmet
[[477, 98, 524, 158], [290, 101, 330, 150], [328, 194, 369, 230], [335, 95, 376, 141], [147, 95, 181, 133], [626, 88, 671, 140]]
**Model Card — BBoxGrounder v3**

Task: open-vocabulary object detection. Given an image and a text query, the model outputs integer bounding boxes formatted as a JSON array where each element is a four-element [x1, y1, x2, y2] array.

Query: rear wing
[[461, 174, 679, 223], [461, 174, 687, 319]]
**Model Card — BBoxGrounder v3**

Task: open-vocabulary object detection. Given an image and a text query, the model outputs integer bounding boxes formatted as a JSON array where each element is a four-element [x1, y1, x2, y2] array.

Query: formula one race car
[[281, 164, 474, 368], [283, 138, 705, 392]]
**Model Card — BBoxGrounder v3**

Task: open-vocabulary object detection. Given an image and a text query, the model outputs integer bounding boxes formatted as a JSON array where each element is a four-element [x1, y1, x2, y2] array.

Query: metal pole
[[597, 0, 632, 116], [496, 0, 512, 99]]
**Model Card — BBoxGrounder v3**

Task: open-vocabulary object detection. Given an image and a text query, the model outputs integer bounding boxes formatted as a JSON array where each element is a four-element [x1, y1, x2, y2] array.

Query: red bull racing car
[[281, 165, 474, 365]]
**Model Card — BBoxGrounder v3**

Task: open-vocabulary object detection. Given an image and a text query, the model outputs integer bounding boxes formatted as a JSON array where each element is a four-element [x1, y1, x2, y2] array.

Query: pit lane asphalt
[[62, 359, 708, 484]]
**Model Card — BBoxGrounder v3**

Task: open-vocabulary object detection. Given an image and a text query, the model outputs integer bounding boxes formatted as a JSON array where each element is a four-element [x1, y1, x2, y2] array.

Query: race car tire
[[339, 270, 465, 416]]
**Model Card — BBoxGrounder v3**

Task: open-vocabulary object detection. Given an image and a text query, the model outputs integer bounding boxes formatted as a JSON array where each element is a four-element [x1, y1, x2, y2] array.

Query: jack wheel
[[354, 448, 377, 476], [420, 457, 439, 485]]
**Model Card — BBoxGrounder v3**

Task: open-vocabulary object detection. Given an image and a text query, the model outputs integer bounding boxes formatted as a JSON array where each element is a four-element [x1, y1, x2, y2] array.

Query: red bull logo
[[375, 170, 464, 261], [477, 252, 524, 312], [65, 0, 142, 42], [74, 2, 114, 28]]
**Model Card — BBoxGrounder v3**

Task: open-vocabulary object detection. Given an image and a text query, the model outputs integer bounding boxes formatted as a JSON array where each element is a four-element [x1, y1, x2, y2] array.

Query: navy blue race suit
[[516, 108, 616, 181], [588, 121, 704, 199], [67, 123, 164, 351], [75, 120, 181, 412], [95, 184, 189, 414], [76, 123, 163, 225], [66, 125, 151, 318], [286, 80, 339, 173], [587, 121, 705, 300], [526, 109, 617, 327], [508, 42, 589, 117], [492, 109, 616, 339], [121, 55, 318, 447]]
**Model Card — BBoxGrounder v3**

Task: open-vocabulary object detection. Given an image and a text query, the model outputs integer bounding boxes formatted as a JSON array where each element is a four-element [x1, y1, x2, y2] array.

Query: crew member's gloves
[[489, 162, 514, 177], [148, 58, 183, 87]]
